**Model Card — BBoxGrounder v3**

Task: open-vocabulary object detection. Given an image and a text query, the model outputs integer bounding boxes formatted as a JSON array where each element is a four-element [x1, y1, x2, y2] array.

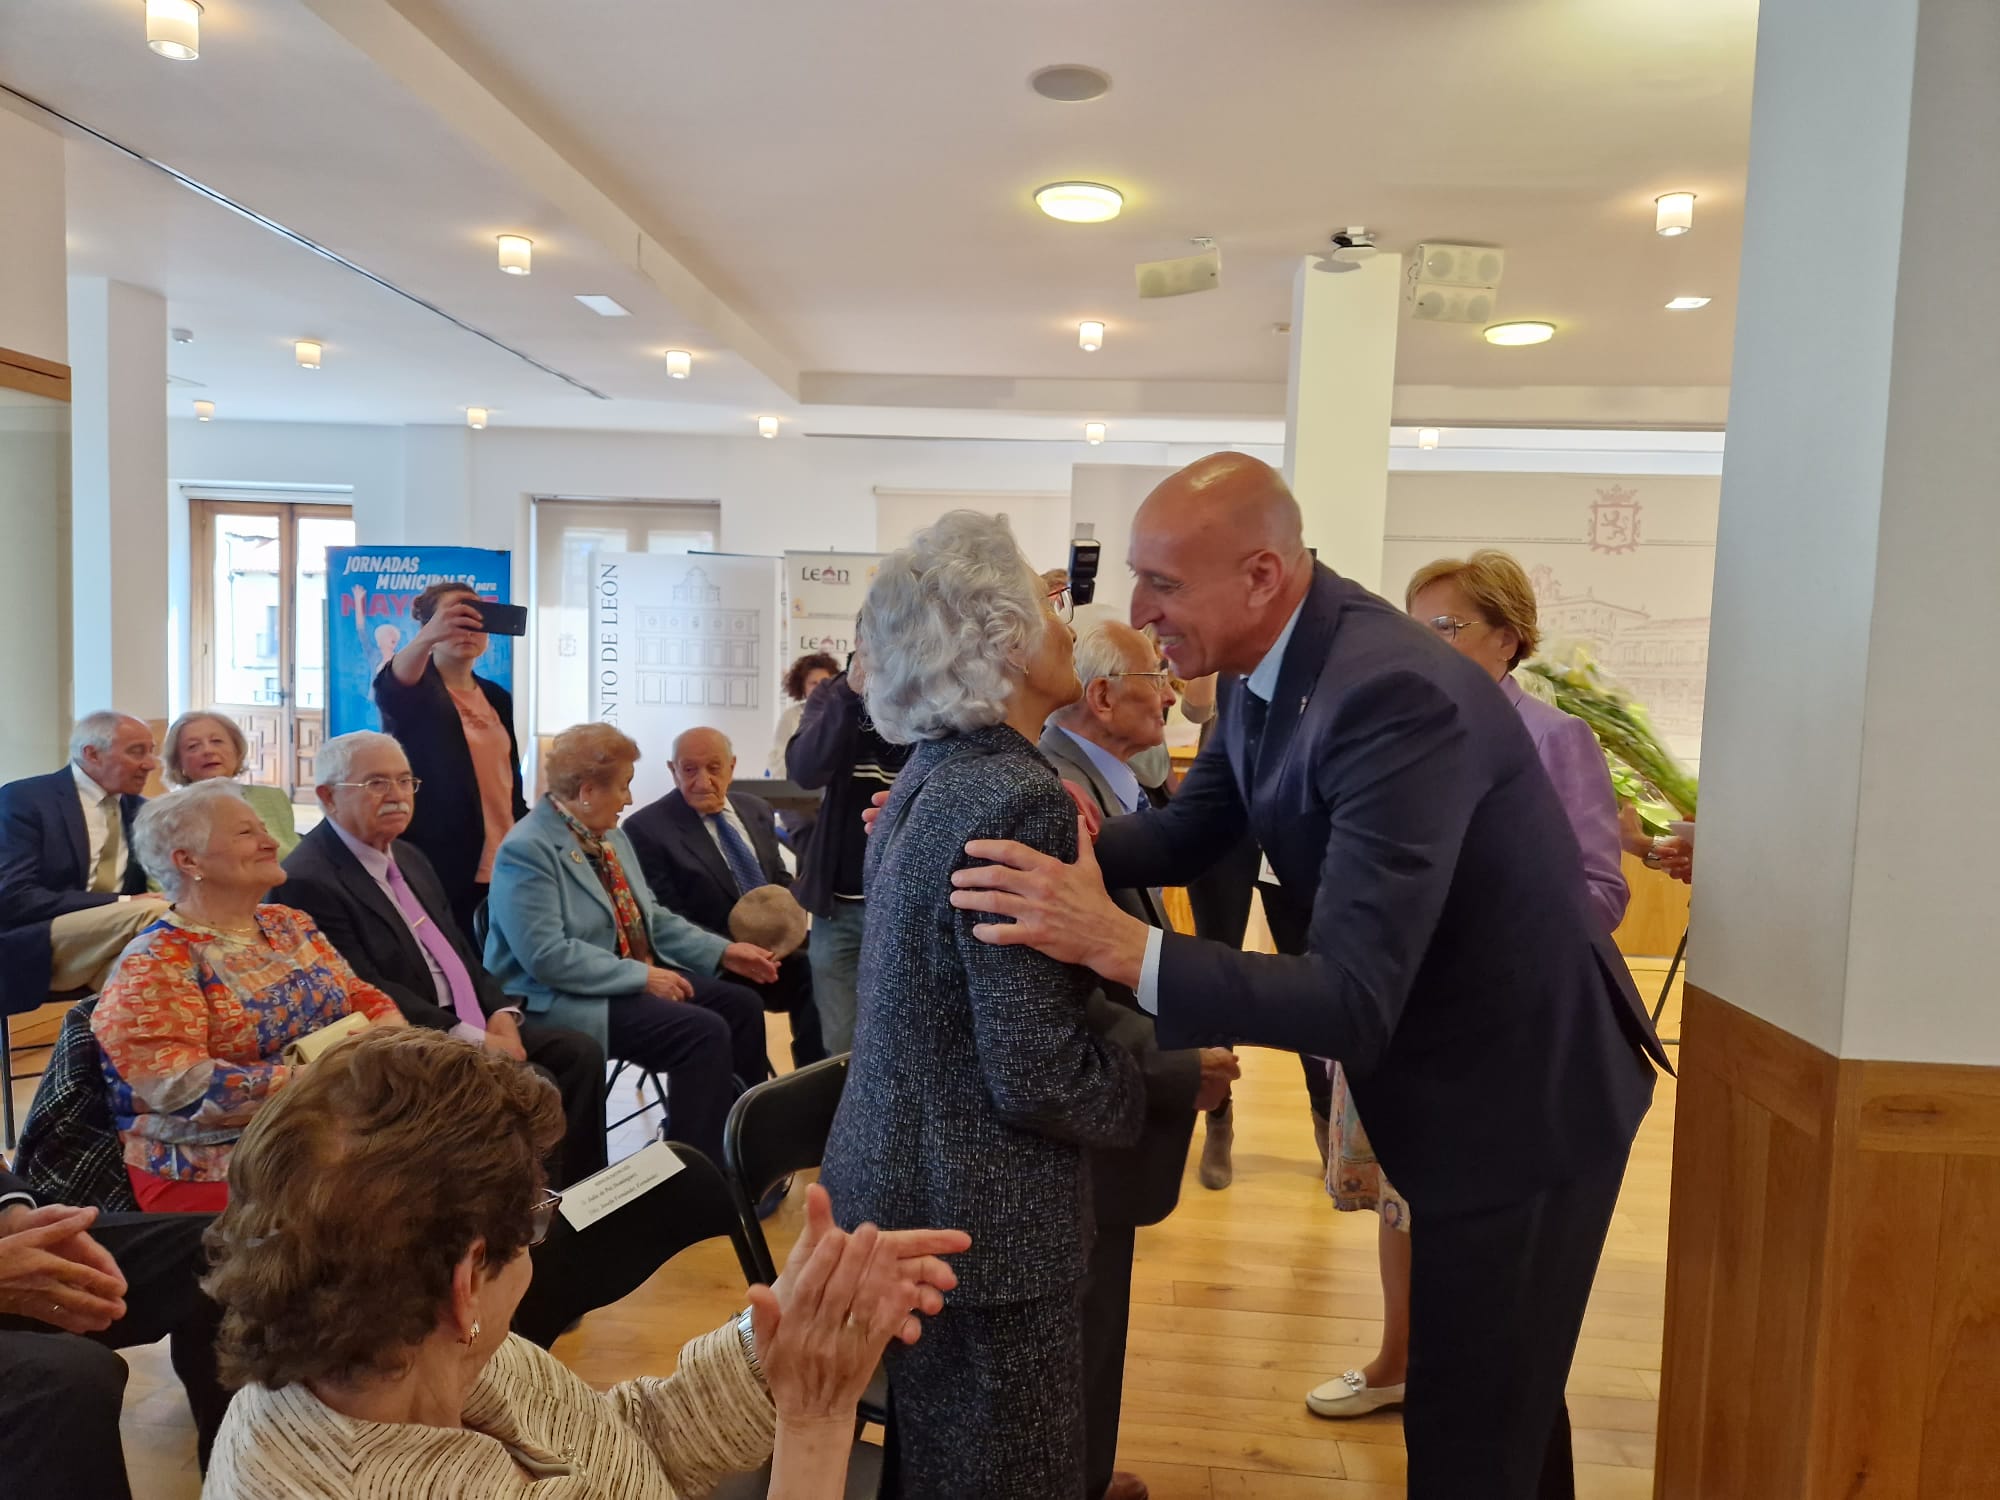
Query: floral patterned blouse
[[92, 905, 400, 1182]]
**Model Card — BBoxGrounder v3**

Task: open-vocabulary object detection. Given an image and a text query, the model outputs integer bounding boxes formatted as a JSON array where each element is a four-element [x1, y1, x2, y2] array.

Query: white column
[[1283, 253, 1401, 595], [69, 278, 171, 723], [0, 103, 72, 781], [1694, 0, 2000, 1065]]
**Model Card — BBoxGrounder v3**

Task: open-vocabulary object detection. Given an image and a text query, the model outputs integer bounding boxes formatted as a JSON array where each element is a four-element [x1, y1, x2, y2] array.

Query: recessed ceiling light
[[758, 415, 779, 439], [664, 350, 692, 379], [1084, 422, 1107, 445], [1078, 320, 1104, 353], [467, 407, 488, 430], [1655, 192, 1695, 237], [1030, 65, 1112, 103], [497, 235, 533, 275], [1035, 182, 1123, 224], [574, 295, 630, 317], [1483, 321, 1555, 347], [146, 0, 201, 61], [171, 326, 194, 344], [193, 400, 214, 422], [1416, 427, 1440, 450], [1665, 295, 1712, 310], [295, 340, 322, 369]]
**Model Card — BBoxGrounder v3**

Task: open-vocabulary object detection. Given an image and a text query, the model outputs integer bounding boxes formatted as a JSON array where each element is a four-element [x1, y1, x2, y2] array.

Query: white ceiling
[[2, 0, 1757, 435]]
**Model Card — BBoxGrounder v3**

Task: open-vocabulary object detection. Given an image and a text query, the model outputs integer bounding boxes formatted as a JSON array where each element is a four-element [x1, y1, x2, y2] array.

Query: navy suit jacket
[[1095, 565, 1666, 1217], [0, 767, 148, 1011], [624, 788, 790, 938]]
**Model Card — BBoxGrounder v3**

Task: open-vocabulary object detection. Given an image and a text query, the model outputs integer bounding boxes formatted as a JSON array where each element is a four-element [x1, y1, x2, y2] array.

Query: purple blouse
[[1501, 675, 1630, 933]]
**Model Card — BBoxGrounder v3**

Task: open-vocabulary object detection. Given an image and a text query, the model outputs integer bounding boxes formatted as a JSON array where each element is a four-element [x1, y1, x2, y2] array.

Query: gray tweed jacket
[[820, 722, 1146, 1306]]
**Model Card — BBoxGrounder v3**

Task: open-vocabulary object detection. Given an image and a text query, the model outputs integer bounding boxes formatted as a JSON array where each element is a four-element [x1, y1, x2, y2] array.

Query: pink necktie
[[383, 858, 485, 1030]]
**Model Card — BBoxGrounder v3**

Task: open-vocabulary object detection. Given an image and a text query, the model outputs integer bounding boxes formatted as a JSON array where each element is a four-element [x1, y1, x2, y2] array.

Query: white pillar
[[1283, 252, 1401, 595], [69, 278, 171, 724], [1694, 0, 2000, 1066], [0, 102, 73, 781]]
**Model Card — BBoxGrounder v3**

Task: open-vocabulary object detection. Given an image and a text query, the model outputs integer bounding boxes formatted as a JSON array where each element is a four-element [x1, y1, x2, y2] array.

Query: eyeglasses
[[528, 1189, 563, 1247], [1425, 615, 1483, 641], [1104, 670, 1172, 686], [1046, 585, 1073, 624], [333, 775, 422, 796]]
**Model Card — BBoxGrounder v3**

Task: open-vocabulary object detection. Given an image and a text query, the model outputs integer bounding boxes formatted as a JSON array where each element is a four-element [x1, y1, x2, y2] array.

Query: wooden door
[[190, 499, 354, 797]]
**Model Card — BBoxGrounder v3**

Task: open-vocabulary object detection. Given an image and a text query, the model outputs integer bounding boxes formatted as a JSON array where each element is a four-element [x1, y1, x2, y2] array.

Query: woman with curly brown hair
[[201, 1027, 968, 1498]]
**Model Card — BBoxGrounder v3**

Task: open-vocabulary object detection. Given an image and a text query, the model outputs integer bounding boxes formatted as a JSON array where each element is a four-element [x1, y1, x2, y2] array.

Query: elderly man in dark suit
[[949, 454, 1669, 1500], [0, 712, 169, 1011], [625, 726, 826, 1068], [1040, 617, 1239, 1500], [0, 1164, 228, 1496], [278, 730, 607, 1189]]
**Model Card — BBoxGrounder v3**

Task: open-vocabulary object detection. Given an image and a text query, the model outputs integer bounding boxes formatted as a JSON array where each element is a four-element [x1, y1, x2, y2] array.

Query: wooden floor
[[8, 960, 1682, 1500]]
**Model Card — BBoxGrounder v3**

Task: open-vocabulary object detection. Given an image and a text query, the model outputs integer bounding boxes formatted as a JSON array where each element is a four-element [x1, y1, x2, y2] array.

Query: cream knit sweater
[[203, 1326, 776, 1498]]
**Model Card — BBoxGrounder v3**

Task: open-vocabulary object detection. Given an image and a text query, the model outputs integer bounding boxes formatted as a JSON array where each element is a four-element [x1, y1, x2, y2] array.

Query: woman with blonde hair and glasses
[[1306, 547, 1627, 1423], [161, 710, 299, 857]]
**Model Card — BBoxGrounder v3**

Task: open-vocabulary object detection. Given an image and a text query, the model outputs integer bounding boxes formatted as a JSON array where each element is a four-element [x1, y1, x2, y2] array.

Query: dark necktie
[[1241, 687, 1271, 769], [1140, 781, 1171, 811], [710, 814, 769, 896]]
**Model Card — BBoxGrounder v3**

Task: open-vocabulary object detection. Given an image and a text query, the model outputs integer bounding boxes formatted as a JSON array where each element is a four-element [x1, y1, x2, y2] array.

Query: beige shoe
[[1306, 1368, 1406, 1419], [1199, 1104, 1234, 1190]]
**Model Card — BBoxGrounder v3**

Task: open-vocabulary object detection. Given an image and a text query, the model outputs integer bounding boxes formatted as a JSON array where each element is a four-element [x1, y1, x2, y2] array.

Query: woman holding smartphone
[[373, 580, 528, 935]]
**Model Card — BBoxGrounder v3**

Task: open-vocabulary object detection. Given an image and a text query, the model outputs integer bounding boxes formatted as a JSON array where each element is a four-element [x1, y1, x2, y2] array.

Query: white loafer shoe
[[1306, 1368, 1406, 1419]]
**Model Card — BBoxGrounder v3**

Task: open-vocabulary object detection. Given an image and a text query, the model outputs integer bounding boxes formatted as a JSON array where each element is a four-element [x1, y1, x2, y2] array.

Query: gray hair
[[1070, 619, 1144, 691], [133, 780, 248, 899], [70, 710, 138, 764], [861, 510, 1046, 743], [671, 727, 734, 761], [314, 731, 406, 787]]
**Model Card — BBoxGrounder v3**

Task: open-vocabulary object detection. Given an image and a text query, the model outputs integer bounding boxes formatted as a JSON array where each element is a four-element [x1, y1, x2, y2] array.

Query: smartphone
[[470, 600, 528, 636], [1068, 525, 1101, 607]]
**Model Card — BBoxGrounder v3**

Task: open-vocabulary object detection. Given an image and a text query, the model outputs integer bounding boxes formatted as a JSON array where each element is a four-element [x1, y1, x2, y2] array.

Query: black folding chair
[[722, 1053, 887, 1430]]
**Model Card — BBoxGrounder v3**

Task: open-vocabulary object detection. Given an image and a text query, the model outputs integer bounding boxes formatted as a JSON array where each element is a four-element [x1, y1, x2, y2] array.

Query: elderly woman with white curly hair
[[90, 780, 405, 1212], [818, 510, 1146, 1499]]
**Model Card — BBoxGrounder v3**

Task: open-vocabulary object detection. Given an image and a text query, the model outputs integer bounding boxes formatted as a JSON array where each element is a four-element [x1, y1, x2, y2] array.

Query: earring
[[462, 1321, 482, 1346], [192, 874, 203, 883]]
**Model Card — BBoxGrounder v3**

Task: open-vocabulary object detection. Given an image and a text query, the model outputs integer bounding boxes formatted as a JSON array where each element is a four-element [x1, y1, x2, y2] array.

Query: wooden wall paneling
[[1916, 1154, 2000, 1498], [1656, 1035, 1729, 1496], [1743, 1109, 1830, 1497], [1855, 1060, 2000, 1157], [1693, 1086, 1774, 1499], [0, 345, 69, 401]]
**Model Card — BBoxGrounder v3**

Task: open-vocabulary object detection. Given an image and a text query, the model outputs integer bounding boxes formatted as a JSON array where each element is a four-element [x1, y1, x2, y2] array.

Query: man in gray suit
[[1041, 618, 1240, 1500]]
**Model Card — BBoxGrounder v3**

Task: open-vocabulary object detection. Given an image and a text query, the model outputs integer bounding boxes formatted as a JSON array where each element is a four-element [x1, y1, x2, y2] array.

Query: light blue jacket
[[483, 798, 731, 1050]]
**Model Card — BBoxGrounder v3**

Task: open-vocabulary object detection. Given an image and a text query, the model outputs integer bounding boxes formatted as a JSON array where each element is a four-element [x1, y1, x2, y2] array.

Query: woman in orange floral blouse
[[91, 780, 405, 1212]]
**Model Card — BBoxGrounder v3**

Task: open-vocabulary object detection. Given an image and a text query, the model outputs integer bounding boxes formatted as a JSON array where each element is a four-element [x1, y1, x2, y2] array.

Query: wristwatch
[[735, 1307, 766, 1387]]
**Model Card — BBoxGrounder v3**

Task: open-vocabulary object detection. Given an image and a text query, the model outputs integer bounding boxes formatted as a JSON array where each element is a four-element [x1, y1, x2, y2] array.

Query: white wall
[[0, 99, 68, 365]]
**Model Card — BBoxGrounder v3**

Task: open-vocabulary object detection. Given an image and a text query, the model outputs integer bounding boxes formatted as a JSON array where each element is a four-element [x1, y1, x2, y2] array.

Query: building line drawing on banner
[[633, 564, 762, 710]]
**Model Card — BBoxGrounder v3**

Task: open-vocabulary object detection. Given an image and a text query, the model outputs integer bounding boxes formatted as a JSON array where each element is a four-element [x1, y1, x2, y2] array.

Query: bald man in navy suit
[[948, 454, 1667, 1500]]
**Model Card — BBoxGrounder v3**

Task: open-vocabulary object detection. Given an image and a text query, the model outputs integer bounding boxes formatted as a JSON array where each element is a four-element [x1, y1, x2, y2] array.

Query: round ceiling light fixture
[[1078, 320, 1104, 353], [1665, 295, 1712, 310], [664, 350, 692, 379], [758, 415, 779, 439], [1035, 182, 1123, 224], [1084, 422, 1107, 445], [1482, 321, 1555, 347], [193, 400, 214, 422], [1029, 65, 1112, 103], [467, 407, 488, 430], [1655, 192, 1695, 237], [294, 340, 322, 369], [146, 0, 202, 61], [497, 235, 533, 275]]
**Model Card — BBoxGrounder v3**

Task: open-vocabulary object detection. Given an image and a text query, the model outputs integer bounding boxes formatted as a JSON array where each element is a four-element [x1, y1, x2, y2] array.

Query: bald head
[[668, 727, 736, 816], [1126, 452, 1314, 680], [1137, 452, 1305, 558]]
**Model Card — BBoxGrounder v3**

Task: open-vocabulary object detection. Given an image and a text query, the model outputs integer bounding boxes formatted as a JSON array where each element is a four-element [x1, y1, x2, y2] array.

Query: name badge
[[1257, 850, 1279, 886], [559, 1140, 686, 1231]]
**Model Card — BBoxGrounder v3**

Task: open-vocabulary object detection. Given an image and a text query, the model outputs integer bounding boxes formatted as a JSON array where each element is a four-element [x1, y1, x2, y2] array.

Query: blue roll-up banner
[[325, 547, 514, 737]]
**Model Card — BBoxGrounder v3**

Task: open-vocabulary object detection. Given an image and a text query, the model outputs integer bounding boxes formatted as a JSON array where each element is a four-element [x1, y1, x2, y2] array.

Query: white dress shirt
[[71, 762, 125, 895], [1136, 597, 1305, 1013]]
